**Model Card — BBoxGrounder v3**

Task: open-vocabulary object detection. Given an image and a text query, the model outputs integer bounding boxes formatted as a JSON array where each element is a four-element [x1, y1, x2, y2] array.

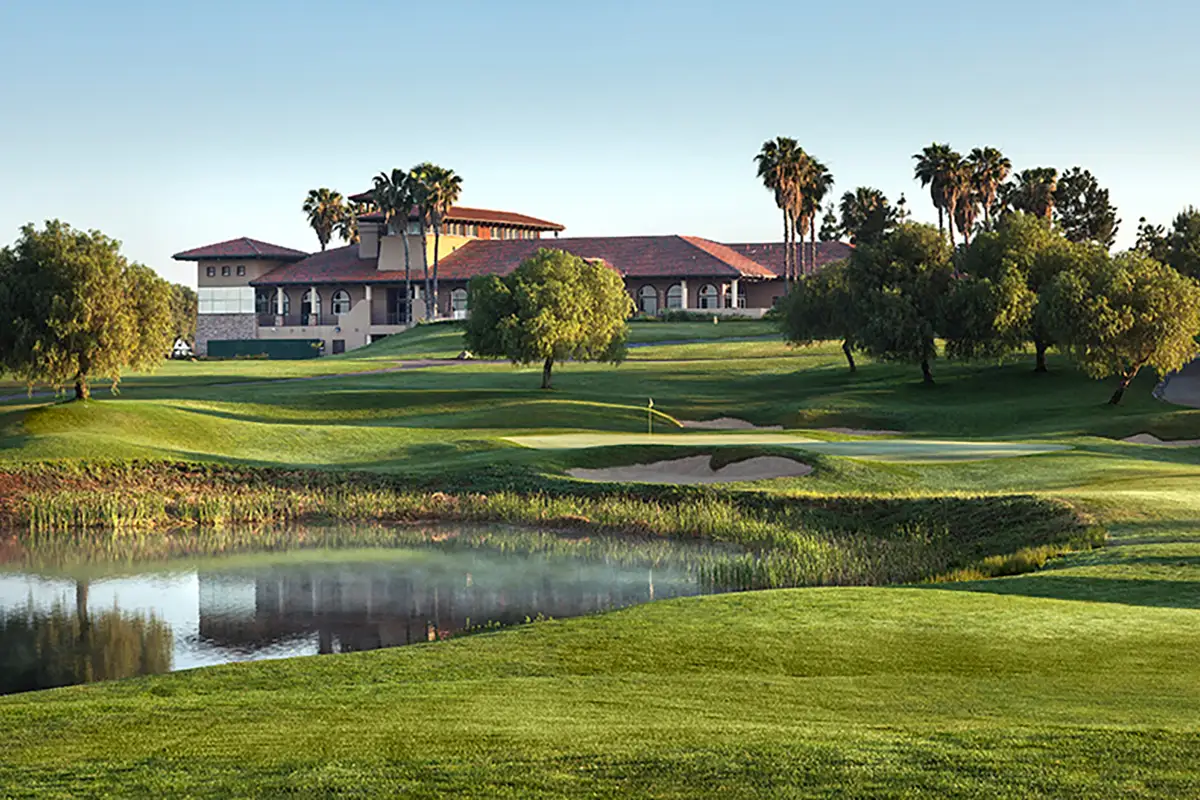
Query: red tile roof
[[356, 204, 564, 231], [725, 241, 853, 274], [251, 236, 778, 286], [172, 237, 309, 262]]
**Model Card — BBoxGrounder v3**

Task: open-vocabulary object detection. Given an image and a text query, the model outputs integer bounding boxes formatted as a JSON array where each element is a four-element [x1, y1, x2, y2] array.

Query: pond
[[0, 523, 751, 695]]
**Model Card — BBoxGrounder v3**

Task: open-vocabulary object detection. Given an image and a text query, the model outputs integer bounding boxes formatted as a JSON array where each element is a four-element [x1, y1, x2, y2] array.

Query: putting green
[[504, 432, 1071, 462]]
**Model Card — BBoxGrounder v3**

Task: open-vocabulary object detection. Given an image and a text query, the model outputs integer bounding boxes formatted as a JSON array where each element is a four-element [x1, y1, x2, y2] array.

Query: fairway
[[505, 431, 1073, 462]]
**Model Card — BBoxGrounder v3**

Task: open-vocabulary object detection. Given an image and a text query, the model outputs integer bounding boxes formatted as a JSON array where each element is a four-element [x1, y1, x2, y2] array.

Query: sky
[[2, 0, 1198, 286]]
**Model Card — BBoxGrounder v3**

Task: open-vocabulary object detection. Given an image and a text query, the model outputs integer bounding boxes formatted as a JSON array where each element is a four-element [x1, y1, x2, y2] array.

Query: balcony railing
[[257, 314, 325, 327]]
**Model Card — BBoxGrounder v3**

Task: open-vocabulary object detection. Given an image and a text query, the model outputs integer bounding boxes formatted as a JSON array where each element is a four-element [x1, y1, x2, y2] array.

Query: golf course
[[2, 319, 1199, 798]]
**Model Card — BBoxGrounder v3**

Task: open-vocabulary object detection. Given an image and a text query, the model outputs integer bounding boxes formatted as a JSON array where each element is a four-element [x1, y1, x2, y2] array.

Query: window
[[332, 339, 346, 355], [666, 284, 684, 310], [236, 265, 246, 276], [638, 285, 659, 315], [255, 290, 273, 315], [736, 285, 747, 309], [197, 287, 255, 314], [331, 290, 351, 316], [221, 266, 231, 277], [451, 288, 468, 312], [206, 266, 215, 277], [699, 284, 719, 310]]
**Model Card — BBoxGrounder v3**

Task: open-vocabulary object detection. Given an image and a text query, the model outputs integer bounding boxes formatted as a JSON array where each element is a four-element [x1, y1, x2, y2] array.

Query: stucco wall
[[196, 314, 256, 356], [197, 259, 284, 287]]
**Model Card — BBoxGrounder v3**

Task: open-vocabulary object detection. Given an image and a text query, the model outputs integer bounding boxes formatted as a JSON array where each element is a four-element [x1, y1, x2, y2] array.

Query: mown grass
[[1, 328, 1199, 797]]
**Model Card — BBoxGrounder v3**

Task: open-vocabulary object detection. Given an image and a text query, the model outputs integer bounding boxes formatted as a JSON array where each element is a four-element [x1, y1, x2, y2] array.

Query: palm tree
[[941, 151, 972, 248], [912, 143, 960, 240], [302, 188, 346, 251], [967, 147, 1011, 227], [409, 163, 437, 320], [755, 137, 806, 284], [801, 158, 834, 275], [839, 187, 893, 246], [372, 170, 415, 324], [1012, 168, 1059, 220], [334, 201, 374, 246], [424, 166, 463, 318]]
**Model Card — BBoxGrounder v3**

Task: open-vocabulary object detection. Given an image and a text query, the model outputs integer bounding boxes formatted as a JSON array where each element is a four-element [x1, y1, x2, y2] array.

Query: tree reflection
[[0, 581, 173, 694]]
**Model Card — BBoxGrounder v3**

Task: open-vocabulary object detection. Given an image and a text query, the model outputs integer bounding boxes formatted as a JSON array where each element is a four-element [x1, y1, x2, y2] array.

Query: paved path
[[1161, 358, 1200, 408]]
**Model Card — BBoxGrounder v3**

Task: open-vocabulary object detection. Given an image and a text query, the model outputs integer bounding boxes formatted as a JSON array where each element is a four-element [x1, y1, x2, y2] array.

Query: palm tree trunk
[[419, 220, 431, 320], [842, 340, 856, 373], [810, 216, 817, 275], [401, 230, 412, 325], [432, 218, 441, 319], [797, 221, 806, 279], [541, 357, 554, 390], [937, 205, 944, 236], [781, 208, 790, 285]]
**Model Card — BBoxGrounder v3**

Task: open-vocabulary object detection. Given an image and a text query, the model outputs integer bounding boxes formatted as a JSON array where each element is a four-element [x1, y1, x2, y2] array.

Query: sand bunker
[[1122, 433, 1200, 447], [679, 417, 783, 431], [569, 455, 813, 485], [819, 427, 903, 437]]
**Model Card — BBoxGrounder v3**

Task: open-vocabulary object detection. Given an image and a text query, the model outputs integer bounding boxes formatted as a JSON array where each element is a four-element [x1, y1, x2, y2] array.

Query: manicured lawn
[[1, 324, 1199, 796]]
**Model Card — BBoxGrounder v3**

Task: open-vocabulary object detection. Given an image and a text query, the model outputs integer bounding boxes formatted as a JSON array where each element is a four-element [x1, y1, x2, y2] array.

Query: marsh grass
[[3, 462, 1101, 590]]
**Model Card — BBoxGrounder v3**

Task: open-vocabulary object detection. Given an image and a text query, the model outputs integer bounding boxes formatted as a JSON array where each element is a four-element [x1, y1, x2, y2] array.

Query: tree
[[967, 147, 1012, 228], [913, 143, 961, 241], [372, 169, 416, 324], [800, 157, 834, 275], [302, 188, 346, 252], [1009, 168, 1059, 220], [464, 249, 634, 389], [0, 221, 173, 400], [838, 187, 895, 246], [1042, 251, 1200, 404], [1133, 208, 1200, 279], [335, 201, 373, 246], [818, 204, 842, 242], [1054, 167, 1120, 248], [424, 165, 463, 317], [755, 137, 807, 284], [409, 163, 438, 319], [845, 223, 954, 383], [956, 212, 1104, 372], [168, 283, 197, 345], [778, 260, 861, 371], [1135, 216, 1169, 262]]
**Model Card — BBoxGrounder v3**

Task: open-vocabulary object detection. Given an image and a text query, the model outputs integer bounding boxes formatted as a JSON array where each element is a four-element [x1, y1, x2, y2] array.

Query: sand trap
[[569, 455, 813, 485], [679, 417, 783, 431], [820, 427, 903, 437], [1122, 433, 1200, 447]]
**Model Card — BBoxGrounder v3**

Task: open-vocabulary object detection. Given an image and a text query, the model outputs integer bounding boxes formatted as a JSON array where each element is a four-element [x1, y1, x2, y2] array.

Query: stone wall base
[[196, 314, 257, 356]]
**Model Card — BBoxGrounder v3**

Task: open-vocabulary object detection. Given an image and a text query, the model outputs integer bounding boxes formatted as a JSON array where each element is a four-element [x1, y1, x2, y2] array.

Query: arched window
[[331, 290, 351, 316], [302, 289, 321, 323], [638, 285, 658, 315], [698, 284, 719, 309], [451, 288, 469, 312], [666, 284, 684, 310]]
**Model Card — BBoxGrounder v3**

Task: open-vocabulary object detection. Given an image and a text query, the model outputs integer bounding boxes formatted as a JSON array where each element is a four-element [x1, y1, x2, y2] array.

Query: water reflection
[[0, 526, 731, 694]]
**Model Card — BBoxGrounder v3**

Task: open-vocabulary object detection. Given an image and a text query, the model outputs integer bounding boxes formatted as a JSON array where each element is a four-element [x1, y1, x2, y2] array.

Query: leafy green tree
[[956, 213, 1104, 372], [372, 169, 416, 323], [846, 223, 954, 383], [1053, 167, 1119, 248], [302, 188, 346, 252], [1042, 251, 1200, 404], [1165, 207, 1200, 279], [464, 249, 633, 389], [168, 283, 197, 345], [838, 187, 895, 246], [0, 221, 173, 400], [778, 261, 861, 371], [1135, 216, 1169, 262]]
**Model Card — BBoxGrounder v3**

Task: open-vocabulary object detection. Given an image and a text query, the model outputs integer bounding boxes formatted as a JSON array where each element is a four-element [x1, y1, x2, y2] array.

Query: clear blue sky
[[2, 0, 1197, 285]]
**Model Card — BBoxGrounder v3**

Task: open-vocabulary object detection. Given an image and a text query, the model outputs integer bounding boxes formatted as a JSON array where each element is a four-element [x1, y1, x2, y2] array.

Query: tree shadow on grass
[[925, 575, 1200, 609]]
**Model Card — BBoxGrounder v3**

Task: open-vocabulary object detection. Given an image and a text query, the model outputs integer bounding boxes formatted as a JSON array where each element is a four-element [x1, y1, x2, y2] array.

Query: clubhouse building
[[175, 198, 851, 355]]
